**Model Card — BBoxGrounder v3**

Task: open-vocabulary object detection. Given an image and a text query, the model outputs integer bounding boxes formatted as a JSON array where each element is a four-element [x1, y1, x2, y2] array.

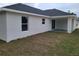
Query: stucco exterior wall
[[6, 12, 51, 42], [55, 18, 67, 30], [0, 11, 77, 42], [0, 12, 7, 41]]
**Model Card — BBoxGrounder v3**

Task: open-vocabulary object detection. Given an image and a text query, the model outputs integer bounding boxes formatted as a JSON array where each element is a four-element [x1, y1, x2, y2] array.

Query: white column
[[73, 17, 77, 30], [67, 17, 72, 33]]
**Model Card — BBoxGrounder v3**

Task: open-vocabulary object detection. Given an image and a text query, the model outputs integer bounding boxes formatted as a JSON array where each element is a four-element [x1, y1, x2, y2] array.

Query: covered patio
[[51, 15, 77, 33]]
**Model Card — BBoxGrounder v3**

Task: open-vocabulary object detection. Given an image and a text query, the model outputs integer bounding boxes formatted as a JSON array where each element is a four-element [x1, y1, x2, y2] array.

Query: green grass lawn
[[0, 30, 79, 56]]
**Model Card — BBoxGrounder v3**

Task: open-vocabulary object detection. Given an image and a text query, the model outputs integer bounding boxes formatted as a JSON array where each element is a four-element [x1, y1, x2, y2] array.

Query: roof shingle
[[3, 3, 76, 16], [43, 9, 76, 16]]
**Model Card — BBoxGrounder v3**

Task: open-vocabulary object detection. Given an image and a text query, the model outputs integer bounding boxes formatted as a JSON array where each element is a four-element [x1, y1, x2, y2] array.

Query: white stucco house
[[0, 3, 77, 42]]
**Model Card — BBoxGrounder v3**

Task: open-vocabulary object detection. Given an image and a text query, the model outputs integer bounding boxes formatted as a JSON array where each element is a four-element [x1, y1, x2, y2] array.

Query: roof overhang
[[50, 15, 76, 19], [0, 8, 50, 18], [0, 8, 76, 19]]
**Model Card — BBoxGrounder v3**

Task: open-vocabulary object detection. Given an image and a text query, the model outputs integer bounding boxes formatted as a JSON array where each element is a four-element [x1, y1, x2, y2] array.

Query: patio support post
[[73, 17, 77, 31], [67, 17, 72, 33]]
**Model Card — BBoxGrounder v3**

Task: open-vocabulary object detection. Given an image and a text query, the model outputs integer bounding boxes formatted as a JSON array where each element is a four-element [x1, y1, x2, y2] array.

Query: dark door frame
[[52, 20, 55, 29]]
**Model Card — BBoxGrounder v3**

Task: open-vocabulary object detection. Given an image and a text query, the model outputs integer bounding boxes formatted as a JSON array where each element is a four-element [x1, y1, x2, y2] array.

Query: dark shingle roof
[[43, 9, 76, 16], [3, 3, 76, 16], [4, 3, 45, 15]]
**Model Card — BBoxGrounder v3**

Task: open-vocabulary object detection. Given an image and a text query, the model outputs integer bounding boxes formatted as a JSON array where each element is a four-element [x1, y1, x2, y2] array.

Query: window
[[22, 16, 28, 31], [42, 19, 45, 24]]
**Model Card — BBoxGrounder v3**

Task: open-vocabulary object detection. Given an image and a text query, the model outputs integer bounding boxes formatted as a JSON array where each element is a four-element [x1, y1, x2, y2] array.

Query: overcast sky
[[0, 3, 79, 16]]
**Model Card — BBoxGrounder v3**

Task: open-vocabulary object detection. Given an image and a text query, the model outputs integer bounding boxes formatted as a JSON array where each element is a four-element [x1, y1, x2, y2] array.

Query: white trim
[[51, 15, 76, 19]]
